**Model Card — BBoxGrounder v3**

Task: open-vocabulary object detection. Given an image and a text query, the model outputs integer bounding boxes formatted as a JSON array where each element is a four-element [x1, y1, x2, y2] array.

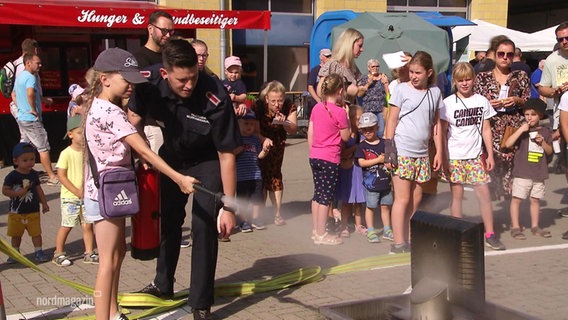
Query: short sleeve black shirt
[[128, 64, 241, 165]]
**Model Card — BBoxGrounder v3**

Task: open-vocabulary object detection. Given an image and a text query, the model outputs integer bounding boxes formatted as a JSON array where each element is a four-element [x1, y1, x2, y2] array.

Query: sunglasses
[[496, 51, 514, 59], [557, 36, 568, 43], [150, 23, 174, 36]]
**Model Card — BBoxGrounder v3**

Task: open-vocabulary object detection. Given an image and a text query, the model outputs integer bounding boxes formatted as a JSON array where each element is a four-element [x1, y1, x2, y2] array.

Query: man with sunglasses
[[134, 10, 175, 68], [539, 22, 568, 103], [541, 22, 568, 222]]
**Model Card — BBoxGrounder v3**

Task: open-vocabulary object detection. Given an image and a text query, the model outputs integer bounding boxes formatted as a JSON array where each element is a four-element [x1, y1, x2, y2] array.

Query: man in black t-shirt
[[129, 40, 241, 320], [133, 11, 175, 154]]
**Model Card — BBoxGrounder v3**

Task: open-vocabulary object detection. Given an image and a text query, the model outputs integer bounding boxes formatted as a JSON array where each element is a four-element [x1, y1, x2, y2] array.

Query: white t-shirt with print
[[389, 83, 444, 157], [84, 98, 137, 200], [441, 93, 496, 160]]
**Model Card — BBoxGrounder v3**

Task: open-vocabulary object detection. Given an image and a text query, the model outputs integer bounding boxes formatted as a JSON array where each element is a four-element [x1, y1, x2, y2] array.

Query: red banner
[[0, 1, 271, 30]]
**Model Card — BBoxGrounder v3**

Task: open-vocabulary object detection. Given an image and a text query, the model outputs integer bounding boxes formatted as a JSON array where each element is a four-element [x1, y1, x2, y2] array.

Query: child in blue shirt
[[2, 142, 50, 263], [235, 110, 272, 232]]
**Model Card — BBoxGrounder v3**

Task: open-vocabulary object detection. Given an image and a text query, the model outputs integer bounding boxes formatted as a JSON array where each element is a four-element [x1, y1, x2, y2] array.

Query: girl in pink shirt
[[308, 73, 351, 245], [84, 48, 197, 320]]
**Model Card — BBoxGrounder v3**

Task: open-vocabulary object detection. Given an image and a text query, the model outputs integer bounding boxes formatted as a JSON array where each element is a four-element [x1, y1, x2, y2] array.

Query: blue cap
[[241, 109, 256, 120], [12, 142, 36, 159]]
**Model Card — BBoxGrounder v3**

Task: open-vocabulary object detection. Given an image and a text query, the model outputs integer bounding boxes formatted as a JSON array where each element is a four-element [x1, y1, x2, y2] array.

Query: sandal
[[531, 227, 551, 238], [355, 225, 367, 236], [274, 216, 286, 226], [367, 230, 380, 243], [314, 232, 343, 245], [510, 228, 526, 240]]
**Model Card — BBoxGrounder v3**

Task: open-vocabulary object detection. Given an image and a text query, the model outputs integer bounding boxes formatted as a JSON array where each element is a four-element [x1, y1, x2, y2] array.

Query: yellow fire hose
[[0, 237, 410, 319]]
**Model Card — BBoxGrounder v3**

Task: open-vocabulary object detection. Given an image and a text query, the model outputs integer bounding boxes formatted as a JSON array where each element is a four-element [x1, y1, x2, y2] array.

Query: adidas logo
[[113, 190, 132, 206]]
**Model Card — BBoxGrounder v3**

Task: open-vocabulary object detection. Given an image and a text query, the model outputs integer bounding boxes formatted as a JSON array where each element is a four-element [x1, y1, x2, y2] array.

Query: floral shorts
[[440, 156, 490, 186], [394, 155, 431, 183]]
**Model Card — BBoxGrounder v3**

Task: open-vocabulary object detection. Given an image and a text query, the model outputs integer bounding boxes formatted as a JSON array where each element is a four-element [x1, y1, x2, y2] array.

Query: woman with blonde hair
[[253, 81, 297, 226], [318, 28, 364, 100]]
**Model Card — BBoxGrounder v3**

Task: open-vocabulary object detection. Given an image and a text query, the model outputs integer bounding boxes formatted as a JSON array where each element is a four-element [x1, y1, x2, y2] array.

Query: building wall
[[470, 0, 508, 26], [315, 1, 386, 18]]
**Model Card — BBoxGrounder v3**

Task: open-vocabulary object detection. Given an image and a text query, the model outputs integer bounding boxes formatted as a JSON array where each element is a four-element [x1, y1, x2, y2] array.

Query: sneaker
[[6, 256, 17, 264], [180, 240, 192, 248], [389, 243, 410, 254], [485, 234, 506, 250], [251, 219, 266, 230], [192, 307, 215, 320], [52, 253, 72, 267], [241, 221, 253, 233], [137, 282, 173, 299], [83, 252, 99, 264], [382, 229, 394, 242], [117, 314, 129, 320], [35, 250, 49, 263]]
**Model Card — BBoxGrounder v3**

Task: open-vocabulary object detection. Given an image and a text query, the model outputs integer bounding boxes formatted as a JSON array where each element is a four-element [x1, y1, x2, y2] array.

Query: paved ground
[[1, 137, 568, 319]]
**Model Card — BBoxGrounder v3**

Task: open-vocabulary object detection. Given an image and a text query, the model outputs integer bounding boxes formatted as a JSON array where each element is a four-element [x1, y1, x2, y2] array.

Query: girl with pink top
[[83, 48, 196, 320], [308, 73, 351, 245]]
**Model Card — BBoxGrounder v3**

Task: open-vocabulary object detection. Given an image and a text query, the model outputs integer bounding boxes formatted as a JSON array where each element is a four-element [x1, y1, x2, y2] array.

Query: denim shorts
[[84, 197, 104, 223], [365, 188, 393, 209]]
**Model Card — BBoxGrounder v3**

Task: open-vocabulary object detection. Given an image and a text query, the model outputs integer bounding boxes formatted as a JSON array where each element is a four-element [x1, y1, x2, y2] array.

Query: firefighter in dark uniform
[[128, 39, 241, 320]]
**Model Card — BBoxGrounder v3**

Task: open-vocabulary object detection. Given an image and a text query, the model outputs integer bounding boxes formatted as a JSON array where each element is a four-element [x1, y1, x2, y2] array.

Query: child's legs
[[450, 183, 464, 218], [509, 197, 523, 229], [380, 205, 391, 228], [510, 177, 534, 229], [81, 223, 96, 253], [250, 180, 264, 220], [11, 236, 22, 248], [55, 227, 73, 253], [379, 189, 394, 228], [529, 197, 541, 228], [93, 218, 127, 320], [353, 203, 364, 227], [340, 202, 353, 229], [310, 158, 339, 234], [391, 175, 414, 245], [365, 207, 375, 230], [474, 183, 495, 233], [528, 181, 545, 228], [364, 189, 380, 229]]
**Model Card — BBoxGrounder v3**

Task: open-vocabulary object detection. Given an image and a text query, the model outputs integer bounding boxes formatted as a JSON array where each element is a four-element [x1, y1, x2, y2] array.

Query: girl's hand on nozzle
[[178, 176, 198, 194]]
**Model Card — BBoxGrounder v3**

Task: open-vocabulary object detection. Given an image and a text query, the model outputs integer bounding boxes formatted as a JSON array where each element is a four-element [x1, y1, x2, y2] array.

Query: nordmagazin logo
[[113, 190, 132, 206]]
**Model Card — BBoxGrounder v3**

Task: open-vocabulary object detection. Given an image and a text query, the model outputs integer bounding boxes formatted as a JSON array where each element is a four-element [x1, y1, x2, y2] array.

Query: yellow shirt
[[55, 146, 83, 199]]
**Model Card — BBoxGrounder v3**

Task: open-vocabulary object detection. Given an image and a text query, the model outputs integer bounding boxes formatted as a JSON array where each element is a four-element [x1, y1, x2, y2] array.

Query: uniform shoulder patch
[[206, 91, 221, 107]]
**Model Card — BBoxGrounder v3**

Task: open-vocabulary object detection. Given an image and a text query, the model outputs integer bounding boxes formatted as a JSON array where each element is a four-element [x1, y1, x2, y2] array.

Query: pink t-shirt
[[84, 98, 137, 200], [309, 101, 349, 164]]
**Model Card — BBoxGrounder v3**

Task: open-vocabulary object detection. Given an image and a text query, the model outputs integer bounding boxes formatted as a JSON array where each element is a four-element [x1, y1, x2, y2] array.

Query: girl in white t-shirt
[[84, 48, 197, 320], [384, 51, 444, 254], [440, 62, 505, 251]]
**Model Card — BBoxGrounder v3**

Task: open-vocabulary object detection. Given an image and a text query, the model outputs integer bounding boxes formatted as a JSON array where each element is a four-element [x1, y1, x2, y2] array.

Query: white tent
[[452, 19, 555, 52], [531, 24, 559, 51]]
